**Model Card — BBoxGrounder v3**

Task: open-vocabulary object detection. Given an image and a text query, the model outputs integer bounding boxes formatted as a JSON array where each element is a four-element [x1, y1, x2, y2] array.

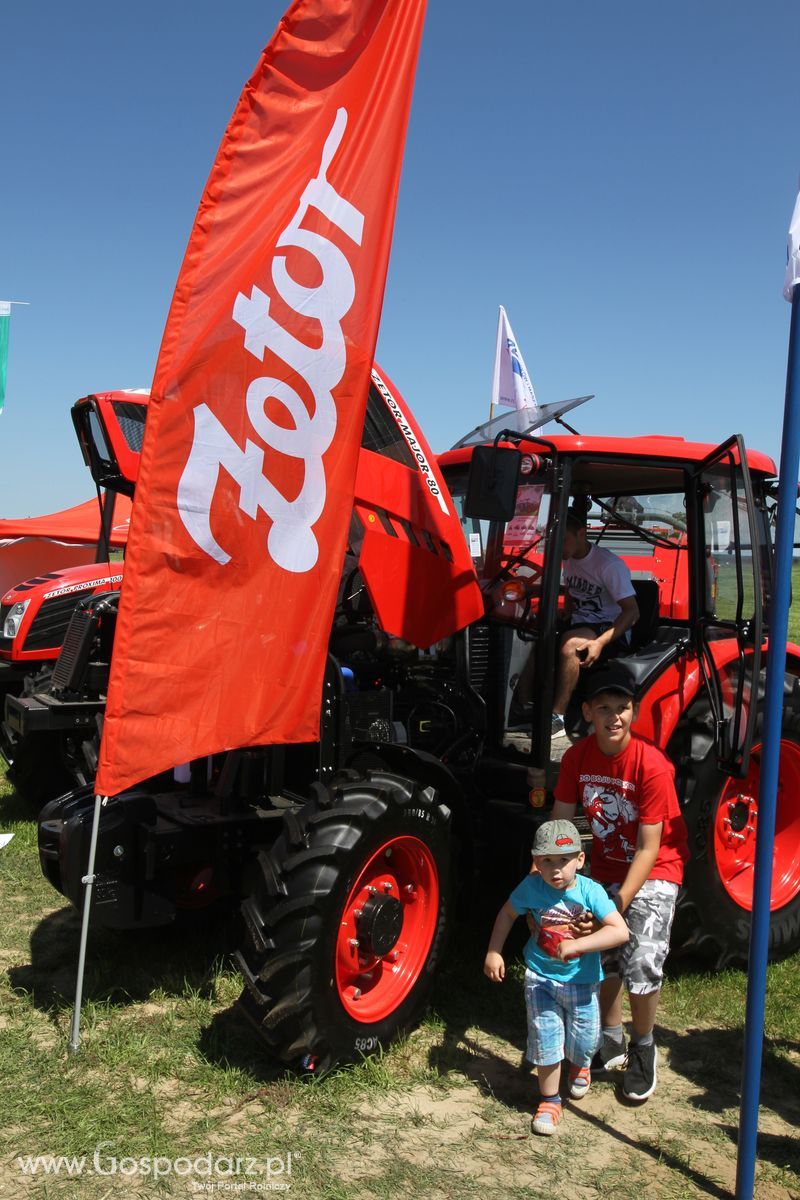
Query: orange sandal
[[568, 1064, 591, 1099], [531, 1099, 563, 1136]]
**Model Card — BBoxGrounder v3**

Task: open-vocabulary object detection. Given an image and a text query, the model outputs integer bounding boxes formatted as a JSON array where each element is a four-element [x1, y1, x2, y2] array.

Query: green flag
[[0, 301, 10, 414]]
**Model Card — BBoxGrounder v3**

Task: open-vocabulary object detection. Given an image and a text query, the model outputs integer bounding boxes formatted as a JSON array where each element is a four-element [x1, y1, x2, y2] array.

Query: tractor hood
[[353, 367, 484, 648], [0, 561, 125, 663]]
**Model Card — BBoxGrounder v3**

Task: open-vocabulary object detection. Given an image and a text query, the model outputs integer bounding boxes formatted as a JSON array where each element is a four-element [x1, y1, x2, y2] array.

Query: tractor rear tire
[[235, 770, 452, 1075], [677, 698, 800, 963]]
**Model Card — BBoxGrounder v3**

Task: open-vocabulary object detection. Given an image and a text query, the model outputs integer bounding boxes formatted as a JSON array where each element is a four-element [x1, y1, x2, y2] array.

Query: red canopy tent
[[0, 496, 131, 596]]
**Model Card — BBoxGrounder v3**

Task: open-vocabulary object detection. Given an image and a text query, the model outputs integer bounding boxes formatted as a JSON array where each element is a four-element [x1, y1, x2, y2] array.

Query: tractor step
[[5, 691, 105, 736]]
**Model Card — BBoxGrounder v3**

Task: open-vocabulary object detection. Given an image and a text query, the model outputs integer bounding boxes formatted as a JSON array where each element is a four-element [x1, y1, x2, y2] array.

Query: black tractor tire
[[675, 696, 800, 965], [235, 770, 452, 1075], [7, 731, 77, 811]]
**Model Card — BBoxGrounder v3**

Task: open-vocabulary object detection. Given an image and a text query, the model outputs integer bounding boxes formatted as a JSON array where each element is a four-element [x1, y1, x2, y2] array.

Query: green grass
[[788, 566, 800, 644], [2, 780, 799, 1199], [1, 578, 800, 1197]]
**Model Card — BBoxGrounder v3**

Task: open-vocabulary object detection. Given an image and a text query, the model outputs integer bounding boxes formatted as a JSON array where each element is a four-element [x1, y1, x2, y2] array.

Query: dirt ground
[[330, 1025, 800, 1200], [2, 1009, 798, 1200], [2, 825, 798, 1199]]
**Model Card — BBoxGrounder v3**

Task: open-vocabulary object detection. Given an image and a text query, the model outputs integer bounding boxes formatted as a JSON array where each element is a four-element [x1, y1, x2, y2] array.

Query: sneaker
[[551, 713, 567, 739], [591, 1033, 628, 1075], [622, 1040, 657, 1101], [531, 1100, 563, 1136], [568, 1064, 591, 1099]]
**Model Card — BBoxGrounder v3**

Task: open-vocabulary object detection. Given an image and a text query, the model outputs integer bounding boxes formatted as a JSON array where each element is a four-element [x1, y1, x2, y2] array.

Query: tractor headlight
[[3, 600, 30, 639]]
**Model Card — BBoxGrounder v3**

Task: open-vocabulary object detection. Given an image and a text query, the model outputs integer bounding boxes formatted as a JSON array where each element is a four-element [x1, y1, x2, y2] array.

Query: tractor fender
[[345, 742, 475, 898], [634, 640, 800, 752]]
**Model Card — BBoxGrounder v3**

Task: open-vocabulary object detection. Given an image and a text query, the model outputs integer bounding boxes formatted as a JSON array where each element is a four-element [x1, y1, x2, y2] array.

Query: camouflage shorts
[[601, 879, 679, 995]]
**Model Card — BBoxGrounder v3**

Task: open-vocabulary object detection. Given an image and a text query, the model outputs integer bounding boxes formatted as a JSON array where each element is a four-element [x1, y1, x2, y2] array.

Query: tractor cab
[[2, 390, 147, 802], [72, 390, 148, 496], [440, 429, 776, 787]]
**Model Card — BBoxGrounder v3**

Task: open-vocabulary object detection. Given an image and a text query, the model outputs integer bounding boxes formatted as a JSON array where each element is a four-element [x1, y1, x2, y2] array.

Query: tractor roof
[[439, 433, 777, 478]]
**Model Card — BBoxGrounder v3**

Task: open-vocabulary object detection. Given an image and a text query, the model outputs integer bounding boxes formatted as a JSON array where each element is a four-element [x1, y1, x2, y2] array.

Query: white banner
[[491, 305, 538, 412]]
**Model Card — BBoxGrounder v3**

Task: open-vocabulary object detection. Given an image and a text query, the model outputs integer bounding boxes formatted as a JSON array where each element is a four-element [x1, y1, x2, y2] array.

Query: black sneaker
[[590, 1033, 627, 1075], [622, 1040, 657, 1101], [551, 713, 567, 739]]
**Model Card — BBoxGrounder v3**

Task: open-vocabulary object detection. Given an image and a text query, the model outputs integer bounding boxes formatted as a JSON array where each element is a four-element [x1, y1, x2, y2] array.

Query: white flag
[[785, 185, 800, 302], [491, 305, 538, 412]]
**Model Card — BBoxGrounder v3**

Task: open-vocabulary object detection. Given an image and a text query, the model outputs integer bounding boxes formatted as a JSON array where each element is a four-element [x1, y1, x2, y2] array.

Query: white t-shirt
[[563, 545, 635, 627]]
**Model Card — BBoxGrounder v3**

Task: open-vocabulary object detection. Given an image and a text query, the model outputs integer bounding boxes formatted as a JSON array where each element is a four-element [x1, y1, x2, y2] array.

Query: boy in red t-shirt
[[551, 661, 688, 1101]]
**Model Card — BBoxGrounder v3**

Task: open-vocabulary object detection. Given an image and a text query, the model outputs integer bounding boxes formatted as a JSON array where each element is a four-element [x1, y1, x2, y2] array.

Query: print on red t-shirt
[[581, 777, 639, 868], [554, 733, 689, 885]]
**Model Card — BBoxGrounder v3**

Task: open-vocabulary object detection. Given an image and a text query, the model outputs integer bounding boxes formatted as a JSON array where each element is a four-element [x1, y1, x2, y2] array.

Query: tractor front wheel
[[679, 700, 800, 962], [235, 770, 452, 1074]]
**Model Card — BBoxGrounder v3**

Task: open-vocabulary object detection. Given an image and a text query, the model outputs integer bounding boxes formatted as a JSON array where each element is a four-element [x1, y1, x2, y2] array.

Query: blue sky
[[2, 0, 799, 515]]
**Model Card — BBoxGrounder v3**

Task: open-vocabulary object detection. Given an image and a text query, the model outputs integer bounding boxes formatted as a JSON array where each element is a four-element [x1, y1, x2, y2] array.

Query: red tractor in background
[[0, 391, 144, 800], [29, 370, 800, 1076]]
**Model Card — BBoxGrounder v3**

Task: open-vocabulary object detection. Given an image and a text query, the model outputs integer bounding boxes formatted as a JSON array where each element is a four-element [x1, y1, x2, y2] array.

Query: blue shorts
[[523, 969, 602, 1067]]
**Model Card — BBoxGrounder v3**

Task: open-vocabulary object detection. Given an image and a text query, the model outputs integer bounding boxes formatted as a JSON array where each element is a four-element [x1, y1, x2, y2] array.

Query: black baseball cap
[[584, 662, 637, 701]]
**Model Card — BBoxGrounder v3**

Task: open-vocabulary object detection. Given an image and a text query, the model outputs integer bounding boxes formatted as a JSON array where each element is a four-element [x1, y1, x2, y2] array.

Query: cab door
[[692, 435, 767, 776]]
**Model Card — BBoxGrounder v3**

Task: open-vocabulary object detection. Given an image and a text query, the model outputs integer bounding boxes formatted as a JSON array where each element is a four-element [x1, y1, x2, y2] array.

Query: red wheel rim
[[713, 738, 800, 910], [335, 835, 440, 1023]]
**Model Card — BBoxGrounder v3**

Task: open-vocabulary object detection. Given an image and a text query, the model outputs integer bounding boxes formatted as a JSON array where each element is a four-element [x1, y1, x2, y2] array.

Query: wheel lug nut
[[405, 883, 414, 893], [367, 886, 377, 895], [353, 988, 362, 999], [349, 938, 360, 949], [383, 881, 393, 892], [354, 908, 363, 919]]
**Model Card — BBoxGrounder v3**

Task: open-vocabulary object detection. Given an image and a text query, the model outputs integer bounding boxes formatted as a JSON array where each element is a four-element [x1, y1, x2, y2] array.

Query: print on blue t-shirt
[[508, 872, 616, 984]]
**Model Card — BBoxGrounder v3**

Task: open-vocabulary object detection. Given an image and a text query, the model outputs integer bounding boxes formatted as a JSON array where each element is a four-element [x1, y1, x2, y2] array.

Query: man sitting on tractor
[[550, 508, 639, 739]]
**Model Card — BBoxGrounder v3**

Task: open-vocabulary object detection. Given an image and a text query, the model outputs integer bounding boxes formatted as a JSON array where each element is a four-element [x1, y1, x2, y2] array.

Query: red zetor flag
[[95, 0, 427, 797]]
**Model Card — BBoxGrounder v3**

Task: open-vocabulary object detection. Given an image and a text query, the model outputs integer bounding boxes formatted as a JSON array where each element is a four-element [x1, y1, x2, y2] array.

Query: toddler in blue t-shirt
[[484, 819, 628, 1136]]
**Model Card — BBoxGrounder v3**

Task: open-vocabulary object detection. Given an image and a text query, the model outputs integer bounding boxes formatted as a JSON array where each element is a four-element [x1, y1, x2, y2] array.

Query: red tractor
[[34, 372, 800, 1075], [0, 390, 143, 801]]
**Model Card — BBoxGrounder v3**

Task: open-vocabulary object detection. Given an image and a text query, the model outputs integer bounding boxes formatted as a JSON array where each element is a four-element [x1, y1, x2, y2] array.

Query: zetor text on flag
[[95, 0, 427, 798], [492, 305, 538, 412]]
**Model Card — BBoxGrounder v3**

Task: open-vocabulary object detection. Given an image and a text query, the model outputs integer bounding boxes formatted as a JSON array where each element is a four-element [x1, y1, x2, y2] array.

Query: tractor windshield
[[446, 465, 553, 627], [586, 493, 687, 551], [582, 491, 689, 618]]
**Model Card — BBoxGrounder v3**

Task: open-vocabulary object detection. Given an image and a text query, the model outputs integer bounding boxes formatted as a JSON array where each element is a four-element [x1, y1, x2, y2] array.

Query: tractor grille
[[51, 604, 96, 694], [467, 623, 491, 690], [23, 592, 89, 652]]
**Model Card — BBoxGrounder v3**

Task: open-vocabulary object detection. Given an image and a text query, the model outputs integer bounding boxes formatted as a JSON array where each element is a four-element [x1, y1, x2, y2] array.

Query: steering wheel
[[487, 535, 545, 590]]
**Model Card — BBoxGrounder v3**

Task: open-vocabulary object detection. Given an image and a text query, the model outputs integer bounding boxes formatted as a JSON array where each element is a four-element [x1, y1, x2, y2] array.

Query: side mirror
[[463, 445, 521, 522]]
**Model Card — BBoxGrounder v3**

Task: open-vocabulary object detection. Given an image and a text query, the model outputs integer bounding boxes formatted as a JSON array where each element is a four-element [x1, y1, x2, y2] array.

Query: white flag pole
[[68, 794, 108, 1053]]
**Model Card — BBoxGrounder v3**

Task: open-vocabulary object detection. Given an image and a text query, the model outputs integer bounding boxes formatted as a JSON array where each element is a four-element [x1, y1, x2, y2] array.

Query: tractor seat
[[564, 625, 690, 738], [616, 627, 690, 694]]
